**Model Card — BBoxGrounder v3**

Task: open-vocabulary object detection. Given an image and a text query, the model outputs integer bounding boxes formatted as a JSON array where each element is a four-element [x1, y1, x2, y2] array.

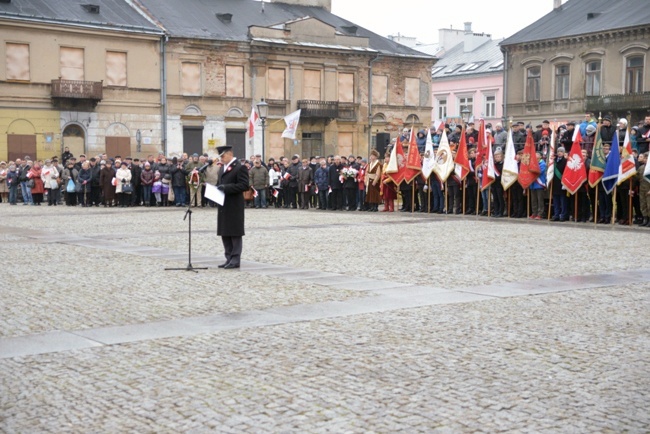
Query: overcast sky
[[331, 0, 562, 44]]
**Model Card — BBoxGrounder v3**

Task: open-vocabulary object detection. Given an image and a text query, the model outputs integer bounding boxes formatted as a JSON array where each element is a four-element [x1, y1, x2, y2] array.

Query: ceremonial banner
[[385, 137, 407, 185], [546, 128, 556, 188], [618, 129, 637, 185], [602, 133, 620, 194], [281, 109, 301, 139], [421, 128, 436, 179], [432, 130, 455, 183], [501, 128, 518, 190], [480, 136, 496, 192], [588, 127, 606, 187], [454, 126, 470, 181], [518, 131, 541, 189], [475, 119, 488, 173], [405, 133, 422, 183], [561, 131, 587, 194]]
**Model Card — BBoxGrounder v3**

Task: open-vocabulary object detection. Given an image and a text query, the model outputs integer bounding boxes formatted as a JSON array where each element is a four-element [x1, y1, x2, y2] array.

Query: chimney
[[554, 0, 562, 9], [464, 22, 472, 34]]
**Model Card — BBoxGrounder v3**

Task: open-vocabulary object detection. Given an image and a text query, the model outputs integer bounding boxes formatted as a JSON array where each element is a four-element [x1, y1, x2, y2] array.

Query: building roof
[[135, 0, 432, 58], [0, 0, 161, 33], [501, 0, 650, 46], [431, 39, 503, 80]]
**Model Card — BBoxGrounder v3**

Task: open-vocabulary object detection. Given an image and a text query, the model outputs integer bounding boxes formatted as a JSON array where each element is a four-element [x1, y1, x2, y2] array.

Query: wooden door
[[105, 137, 131, 159], [183, 127, 203, 156], [7, 134, 37, 162], [226, 130, 246, 160]]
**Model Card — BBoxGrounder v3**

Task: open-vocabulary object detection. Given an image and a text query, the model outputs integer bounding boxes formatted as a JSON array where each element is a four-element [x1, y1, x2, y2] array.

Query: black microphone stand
[[165, 200, 208, 273]]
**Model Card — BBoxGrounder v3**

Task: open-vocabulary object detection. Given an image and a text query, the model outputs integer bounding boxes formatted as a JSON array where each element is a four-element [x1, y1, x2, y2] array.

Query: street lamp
[[256, 98, 269, 163], [461, 106, 471, 125]]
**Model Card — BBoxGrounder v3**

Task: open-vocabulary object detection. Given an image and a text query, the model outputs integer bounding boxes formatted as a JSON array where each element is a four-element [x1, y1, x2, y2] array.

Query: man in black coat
[[216, 145, 249, 269], [328, 155, 344, 210]]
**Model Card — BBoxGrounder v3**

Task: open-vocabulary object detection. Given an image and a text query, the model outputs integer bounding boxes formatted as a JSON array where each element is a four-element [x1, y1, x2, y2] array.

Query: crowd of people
[[0, 113, 648, 228]]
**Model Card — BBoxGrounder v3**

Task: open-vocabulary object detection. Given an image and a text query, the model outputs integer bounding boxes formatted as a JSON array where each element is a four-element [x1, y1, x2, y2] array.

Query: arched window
[[626, 56, 644, 94]]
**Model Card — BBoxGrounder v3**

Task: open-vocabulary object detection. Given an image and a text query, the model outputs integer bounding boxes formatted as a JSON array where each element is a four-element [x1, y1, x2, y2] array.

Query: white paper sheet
[[205, 183, 225, 205]]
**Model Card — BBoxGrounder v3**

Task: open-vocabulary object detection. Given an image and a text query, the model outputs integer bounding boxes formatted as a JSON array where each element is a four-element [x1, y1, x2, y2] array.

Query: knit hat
[[557, 147, 566, 153]]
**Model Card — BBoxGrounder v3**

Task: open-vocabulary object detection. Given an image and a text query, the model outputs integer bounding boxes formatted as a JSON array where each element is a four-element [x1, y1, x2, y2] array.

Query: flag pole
[[628, 178, 633, 225], [427, 178, 431, 214], [411, 181, 415, 213], [574, 193, 578, 222], [594, 186, 599, 226], [476, 177, 480, 216], [462, 178, 466, 215], [507, 189, 511, 218], [612, 185, 617, 224], [547, 182, 553, 220], [445, 180, 448, 214], [526, 189, 530, 218], [487, 186, 491, 217]]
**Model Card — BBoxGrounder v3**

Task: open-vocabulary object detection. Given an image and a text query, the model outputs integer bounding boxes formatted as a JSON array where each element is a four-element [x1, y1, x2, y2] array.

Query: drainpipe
[[502, 47, 508, 125], [160, 35, 168, 155], [367, 53, 382, 156]]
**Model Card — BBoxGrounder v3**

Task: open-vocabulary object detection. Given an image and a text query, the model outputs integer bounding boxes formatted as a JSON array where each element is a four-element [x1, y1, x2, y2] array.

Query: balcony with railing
[[585, 92, 650, 112], [298, 100, 339, 119], [51, 79, 103, 102]]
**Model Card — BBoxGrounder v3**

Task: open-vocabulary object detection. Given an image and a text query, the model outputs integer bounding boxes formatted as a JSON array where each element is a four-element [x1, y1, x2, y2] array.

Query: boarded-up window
[[106, 51, 127, 87], [338, 72, 354, 103], [372, 75, 387, 105], [405, 77, 419, 106], [269, 132, 284, 159], [304, 70, 321, 100], [181, 62, 201, 95], [268, 68, 285, 100], [226, 65, 244, 97], [6, 43, 30, 81], [338, 132, 353, 157], [60, 47, 84, 80]]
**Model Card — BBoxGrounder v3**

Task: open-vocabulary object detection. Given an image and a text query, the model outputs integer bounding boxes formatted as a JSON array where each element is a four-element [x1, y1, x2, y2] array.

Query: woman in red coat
[[28, 162, 45, 205]]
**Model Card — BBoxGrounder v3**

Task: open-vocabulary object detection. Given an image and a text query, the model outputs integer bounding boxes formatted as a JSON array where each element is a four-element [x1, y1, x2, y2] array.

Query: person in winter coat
[[313, 158, 329, 210], [62, 160, 79, 206], [297, 158, 313, 209], [169, 157, 188, 207], [115, 161, 132, 207], [19, 160, 33, 205], [249, 159, 269, 208], [76, 161, 92, 207], [140, 162, 155, 207], [99, 160, 116, 207], [551, 147, 568, 221], [6, 162, 20, 205], [41, 159, 60, 206], [529, 152, 547, 219], [0, 161, 8, 204], [416, 130, 427, 154], [28, 162, 44, 205]]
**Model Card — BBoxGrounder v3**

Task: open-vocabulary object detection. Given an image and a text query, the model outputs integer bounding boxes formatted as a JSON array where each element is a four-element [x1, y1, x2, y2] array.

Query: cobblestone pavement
[[0, 205, 648, 432]]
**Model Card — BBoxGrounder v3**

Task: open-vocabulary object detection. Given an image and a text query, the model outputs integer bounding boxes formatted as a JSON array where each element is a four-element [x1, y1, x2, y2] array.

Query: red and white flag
[[618, 129, 637, 185], [517, 131, 541, 189], [247, 105, 259, 144], [481, 135, 496, 191], [272, 188, 279, 198], [561, 130, 587, 195], [454, 126, 470, 181]]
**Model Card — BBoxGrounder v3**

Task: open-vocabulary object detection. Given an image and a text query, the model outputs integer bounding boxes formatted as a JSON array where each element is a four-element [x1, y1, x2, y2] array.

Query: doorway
[[226, 129, 246, 160], [62, 124, 85, 158], [301, 132, 323, 158], [7, 134, 37, 162], [106, 137, 131, 159]]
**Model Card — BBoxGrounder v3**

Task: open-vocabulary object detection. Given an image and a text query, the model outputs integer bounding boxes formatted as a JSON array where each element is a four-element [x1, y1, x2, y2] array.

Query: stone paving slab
[[0, 331, 102, 358]]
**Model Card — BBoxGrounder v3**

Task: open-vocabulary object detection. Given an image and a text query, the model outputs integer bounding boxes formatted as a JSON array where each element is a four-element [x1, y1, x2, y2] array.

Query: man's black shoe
[[223, 263, 240, 269], [218, 262, 229, 268]]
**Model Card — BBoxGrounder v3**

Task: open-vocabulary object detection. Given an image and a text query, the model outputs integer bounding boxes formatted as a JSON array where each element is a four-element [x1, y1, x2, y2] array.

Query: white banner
[[281, 109, 301, 139]]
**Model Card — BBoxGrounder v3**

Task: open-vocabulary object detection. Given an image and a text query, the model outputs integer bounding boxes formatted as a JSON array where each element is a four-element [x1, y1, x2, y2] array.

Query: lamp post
[[461, 106, 471, 127], [256, 98, 269, 163]]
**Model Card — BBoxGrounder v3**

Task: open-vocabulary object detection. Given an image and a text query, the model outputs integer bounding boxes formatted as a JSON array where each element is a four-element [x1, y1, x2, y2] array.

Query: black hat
[[120, 161, 128, 166], [216, 145, 232, 155], [535, 124, 543, 128], [542, 120, 550, 124], [603, 115, 612, 122], [567, 121, 576, 126]]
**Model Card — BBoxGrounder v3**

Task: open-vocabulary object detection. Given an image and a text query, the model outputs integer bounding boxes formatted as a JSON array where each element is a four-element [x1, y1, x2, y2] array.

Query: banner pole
[[629, 178, 633, 225], [612, 186, 617, 225], [574, 192, 578, 222], [427, 178, 431, 214], [476, 177, 480, 216], [547, 182, 554, 220], [445, 180, 448, 214], [526, 189, 530, 218], [411, 181, 415, 213], [594, 186, 599, 226], [462, 178, 466, 215], [487, 185, 491, 217], [507, 189, 511, 218]]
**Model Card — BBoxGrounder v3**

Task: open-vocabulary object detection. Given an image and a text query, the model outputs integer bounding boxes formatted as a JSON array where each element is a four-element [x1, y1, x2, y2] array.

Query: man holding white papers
[[215, 145, 249, 269]]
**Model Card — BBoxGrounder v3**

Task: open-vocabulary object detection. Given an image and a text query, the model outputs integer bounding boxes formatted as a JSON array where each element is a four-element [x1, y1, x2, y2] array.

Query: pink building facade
[[431, 73, 503, 126]]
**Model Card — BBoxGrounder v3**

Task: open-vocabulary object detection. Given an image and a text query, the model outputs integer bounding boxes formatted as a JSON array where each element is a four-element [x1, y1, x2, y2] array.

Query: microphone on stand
[[197, 159, 214, 173]]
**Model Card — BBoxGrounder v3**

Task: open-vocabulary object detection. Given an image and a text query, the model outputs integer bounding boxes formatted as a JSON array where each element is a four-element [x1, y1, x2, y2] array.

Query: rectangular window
[[484, 95, 496, 118], [526, 66, 541, 102], [585, 60, 601, 96], [105, 51, 127, 87], [405, 77, 419, 106], [181, 62, 201, 96], [458, 96, 473, 116], [60, 47, 84, 80], [626, 56, 644, 94], [338, 72, 354, 103], [225, 65, 244, 97], [437, 98, 447, 119], [303, 70, 321, 100], [555, 64, 570, 100], [268, 68, 286, 100], [372, 75, 387, 105], [6, 43, 30, 81]]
